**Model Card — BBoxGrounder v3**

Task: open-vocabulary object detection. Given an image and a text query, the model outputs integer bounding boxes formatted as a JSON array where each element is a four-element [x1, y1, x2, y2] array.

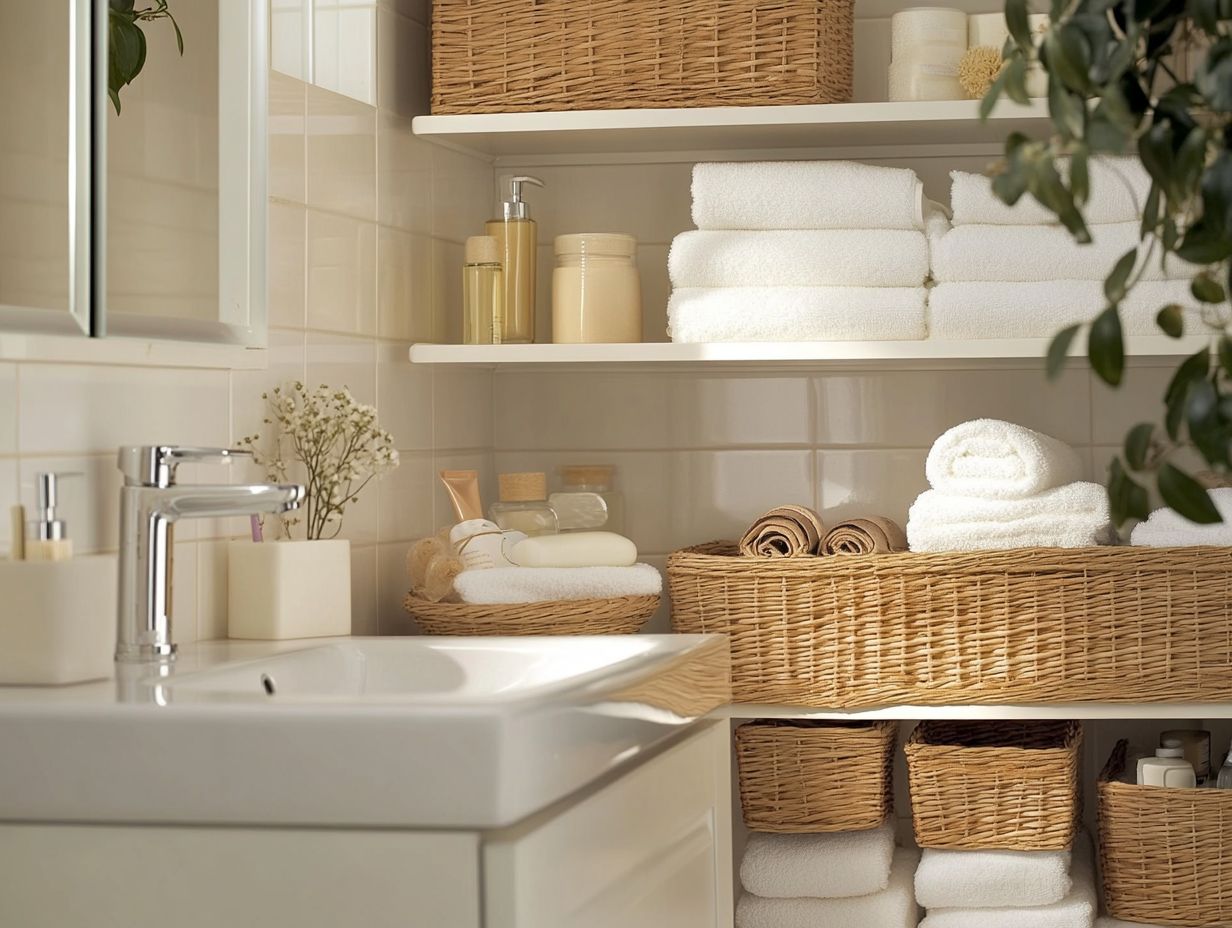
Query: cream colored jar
[[552, 233, 642, 344]]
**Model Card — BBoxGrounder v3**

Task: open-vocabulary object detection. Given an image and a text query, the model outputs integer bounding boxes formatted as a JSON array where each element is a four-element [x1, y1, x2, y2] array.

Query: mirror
[[0, 0, 267, 349], [0, 0, 93, 335]]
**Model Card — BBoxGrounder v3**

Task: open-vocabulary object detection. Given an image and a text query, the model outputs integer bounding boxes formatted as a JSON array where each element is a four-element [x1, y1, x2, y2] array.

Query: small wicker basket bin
[[1098, 739, 1232, 927], [403, 593, 658, 636], [667, 542, 1232, 709], [905, 720, 1082, 851], [430, 0, 854, 114], [736, 719, 898, 833]]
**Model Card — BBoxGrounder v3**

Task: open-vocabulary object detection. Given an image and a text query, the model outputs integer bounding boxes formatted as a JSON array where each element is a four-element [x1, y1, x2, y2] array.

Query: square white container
[[0, 555, 117, 685], [227, 539, 352, 640]]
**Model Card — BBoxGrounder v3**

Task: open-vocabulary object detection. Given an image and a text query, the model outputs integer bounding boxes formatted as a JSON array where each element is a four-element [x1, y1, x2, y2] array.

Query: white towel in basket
[[740, 820, 897, 899], [915, 846, 1073, 909]]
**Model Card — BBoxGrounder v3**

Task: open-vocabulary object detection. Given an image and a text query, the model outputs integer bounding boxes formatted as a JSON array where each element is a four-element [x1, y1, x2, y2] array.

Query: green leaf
[[1177, 219, 1232, 264], [1104, 248, 1138, 302], [1049, 76, 1085, 140], [1006, 0, 1033, 48], [1140, 183, 1160, 238], [1187, 376, 1219, 434], [1137, 121, 1176, 195], [1166, 348, 1212, 404], [1219, 336, 1232, 376], [1044, 29, 1093, 93], [1070, 145, 1090, 205], [1157, 303, 1185, 337], [1047, 324, 1081, 378], [1124, 422, 1156, 470], [1089, 305, 1125, 385], [1192, 272, 1227, 303], [1109, 458, 1151, 524], [1158, 462, 1222, 523]]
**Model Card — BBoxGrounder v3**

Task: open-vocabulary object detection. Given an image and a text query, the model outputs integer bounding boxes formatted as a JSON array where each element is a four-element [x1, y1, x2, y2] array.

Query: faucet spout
[[115, 446, 306, 664]]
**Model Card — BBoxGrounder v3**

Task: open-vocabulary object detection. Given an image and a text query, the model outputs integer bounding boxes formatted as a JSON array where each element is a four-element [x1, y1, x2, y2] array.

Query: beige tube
[[440, 470, 483, 522]]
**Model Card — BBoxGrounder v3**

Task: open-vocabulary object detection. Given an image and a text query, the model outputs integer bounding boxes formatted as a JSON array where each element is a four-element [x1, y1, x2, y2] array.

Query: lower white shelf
[[716, 703, 1232, 720]]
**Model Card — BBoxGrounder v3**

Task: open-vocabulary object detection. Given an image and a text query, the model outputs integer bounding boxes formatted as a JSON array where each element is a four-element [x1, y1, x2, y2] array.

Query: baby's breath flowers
[[241, 382, 398, 540]]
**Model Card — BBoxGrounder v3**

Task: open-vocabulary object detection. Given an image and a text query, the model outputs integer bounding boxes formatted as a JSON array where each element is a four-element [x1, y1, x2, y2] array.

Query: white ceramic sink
[[0, 636, 728, 829]]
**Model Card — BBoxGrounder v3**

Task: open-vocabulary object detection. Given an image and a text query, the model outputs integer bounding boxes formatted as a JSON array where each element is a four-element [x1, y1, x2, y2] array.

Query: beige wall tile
[[378, 227, 433, 341], [350, 543, 380, 635], [432, 148, 495, 244], [268, 201, 307, 328], [377, 8, 430, 118], [431, 369, 492, 451], [377, 112, 433, 233], [231, 329, 308, 446], [817, 448, 931, 525], [0, 364, 16, 454], [197, 539, 230, 641], [376, 342, 434, 452], [376, 540, 417, 635], [268, 72, 307, 204], [377, 450, 434, 543], [306, 83, 377, 220], [669, 375, 812, 448], [0, 459, 18, 555], [431, 239, 463, 344], [306, 331, 378, 406], [306, 209, 377, 336]]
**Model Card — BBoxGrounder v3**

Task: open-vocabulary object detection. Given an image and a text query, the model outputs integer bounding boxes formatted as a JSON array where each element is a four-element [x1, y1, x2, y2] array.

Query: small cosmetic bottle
[[462, 235, 503, 345], [490, 473, 558, 537]]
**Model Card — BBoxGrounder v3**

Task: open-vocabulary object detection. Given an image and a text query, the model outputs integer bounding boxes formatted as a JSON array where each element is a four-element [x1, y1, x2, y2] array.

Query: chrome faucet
[[115, 445, 305, 663]]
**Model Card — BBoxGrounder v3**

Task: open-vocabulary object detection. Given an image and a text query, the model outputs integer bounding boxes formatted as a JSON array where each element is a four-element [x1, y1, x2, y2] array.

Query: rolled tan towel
[[821, 517, 908, 555], [740, 505, 826, 558]]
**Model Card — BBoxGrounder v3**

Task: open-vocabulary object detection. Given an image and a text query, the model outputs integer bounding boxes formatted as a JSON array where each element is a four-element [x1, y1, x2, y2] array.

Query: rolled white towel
[[668, 229, 929, 289], [915, 847, 1073, 909], [907, 483, 1114, 552], [929, 280, 1204, 340], [1130, 487, 1232, 546], [667, 287, 928, 343], [931, 222, 1198, 283], [736, 848, 919, 928], [920, 842, 1096, 928], [926, 419, 1084, 500], [452, 564, 662, 604], [692, 160, 925, 231], [950, 158, 1151, 226], [740, 820, 896, 899]]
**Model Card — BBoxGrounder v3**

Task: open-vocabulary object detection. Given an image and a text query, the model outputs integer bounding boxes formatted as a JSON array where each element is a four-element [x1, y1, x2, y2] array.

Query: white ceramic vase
[[227, 539, 352, 640]]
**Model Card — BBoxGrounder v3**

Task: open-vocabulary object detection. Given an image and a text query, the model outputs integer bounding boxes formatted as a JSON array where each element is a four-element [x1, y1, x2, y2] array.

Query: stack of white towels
[[668, 161, 945, 343], [736, 821, 920, 928], [915, 838, 1097, 928], [907, 419, 1114, 552], [930, 157, 1200, 339], [1132, 486, 1232, 546]]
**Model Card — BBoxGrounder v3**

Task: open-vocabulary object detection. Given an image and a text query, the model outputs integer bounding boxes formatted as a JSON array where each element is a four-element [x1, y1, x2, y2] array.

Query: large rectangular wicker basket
[[667, 542, 1232, 709], [430, 0, 854, 114], [736, 720, 898, 833], [1098, 740, 1232, 927], [906, 720, 1082, 851]]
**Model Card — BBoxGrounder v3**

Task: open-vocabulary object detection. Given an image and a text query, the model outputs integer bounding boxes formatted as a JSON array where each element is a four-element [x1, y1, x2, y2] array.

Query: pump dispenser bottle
[[25, 472, 77, 561], [486, 175, 544, 344]]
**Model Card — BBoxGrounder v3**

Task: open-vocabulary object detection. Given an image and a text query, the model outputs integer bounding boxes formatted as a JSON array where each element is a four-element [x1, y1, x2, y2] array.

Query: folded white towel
[[908, 483, 1114, 552], [931, 222, 1198, 283], [915, 847, 1073, 909], [1131, 487, 1232, 546], [921, 843, 1095, 928], [668, 229, 929, 289], [929, 280, 1203, 339], [736, 848, 920, 928], [452, 563, 662, 604], [740, 821, 897, 899], [667, 287, 928, 343], [926, 419, 1084, 500], [950, 158, 1151, 226], [692, 160, 926, 231]]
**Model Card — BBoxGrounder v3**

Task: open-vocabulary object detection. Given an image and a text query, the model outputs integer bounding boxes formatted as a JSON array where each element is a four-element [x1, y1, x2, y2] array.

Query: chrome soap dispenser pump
[[26, 471, 80, 562], [486, 175, 544, 344]]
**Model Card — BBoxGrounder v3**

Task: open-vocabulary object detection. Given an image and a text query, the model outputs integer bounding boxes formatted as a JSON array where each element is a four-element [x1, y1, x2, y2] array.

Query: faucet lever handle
[[117, 446, 252, 487]]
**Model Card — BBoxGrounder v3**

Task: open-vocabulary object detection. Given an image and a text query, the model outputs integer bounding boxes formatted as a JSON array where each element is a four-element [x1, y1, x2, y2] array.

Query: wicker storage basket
[[1098, 739, 1232, 927], [403, 593, 658, 635], [667, 542, 1232, 708], [430, 0, 854, 115], [736, 720, 898, 833], [905, 720, 1082, 851]]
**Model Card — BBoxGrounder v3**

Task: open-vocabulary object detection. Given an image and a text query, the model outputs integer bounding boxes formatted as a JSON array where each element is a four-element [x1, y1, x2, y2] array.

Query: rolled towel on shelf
[[915, 847, 1073, 910], [737, 847, 919, 928], [929, 280, 1202, 340], [739, 504, 826, 558], [925, 419, 1084, 500], [950, 158, 1151, 226], [739, 821, 898, 899], [668, 229, 929, 289], [1131, 487, 1232, 546], [821, 516, 908, 555], [931, 222, 1198, 283], [691, 161, 926, 231], [907, 483, 1115, 552], [920, 842, 1096, 928], [667, 287, 928, 343], [452, 564, 663, 604]]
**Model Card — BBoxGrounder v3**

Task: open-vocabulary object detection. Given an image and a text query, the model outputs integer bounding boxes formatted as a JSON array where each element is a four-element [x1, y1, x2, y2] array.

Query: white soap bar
[[509, 532, 637, 568]]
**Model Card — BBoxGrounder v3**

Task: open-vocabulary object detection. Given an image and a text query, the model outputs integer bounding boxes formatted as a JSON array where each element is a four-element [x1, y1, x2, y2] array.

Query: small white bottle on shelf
[[1137, 746, 1197, 788]]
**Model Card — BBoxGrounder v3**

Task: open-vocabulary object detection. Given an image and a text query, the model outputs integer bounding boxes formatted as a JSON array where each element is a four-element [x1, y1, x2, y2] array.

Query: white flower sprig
[[240, 382, 399, 540]]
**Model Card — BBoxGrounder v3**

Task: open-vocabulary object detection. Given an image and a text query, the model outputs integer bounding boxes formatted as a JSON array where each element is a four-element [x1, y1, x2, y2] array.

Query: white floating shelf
[[411, 98, 1050, 157], [718, 703, 1232, 721], [409, 336, 1206, 368]]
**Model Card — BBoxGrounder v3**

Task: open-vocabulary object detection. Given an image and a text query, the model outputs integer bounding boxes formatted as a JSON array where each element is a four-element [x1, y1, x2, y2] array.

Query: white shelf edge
[[715, 702, 1232, 721], [409, 336, 1208, 367]]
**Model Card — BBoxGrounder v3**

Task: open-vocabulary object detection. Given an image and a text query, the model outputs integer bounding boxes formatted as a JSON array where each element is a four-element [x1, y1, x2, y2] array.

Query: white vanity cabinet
[[0, 722, 731, 928]]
